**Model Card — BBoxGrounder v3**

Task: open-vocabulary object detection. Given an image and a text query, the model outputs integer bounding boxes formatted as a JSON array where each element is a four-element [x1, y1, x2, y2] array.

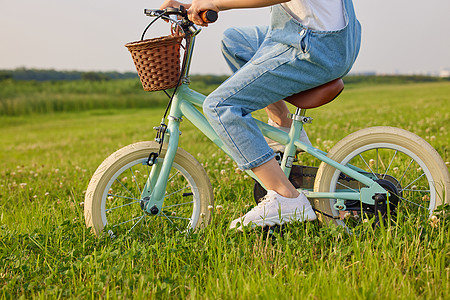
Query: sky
[[1, 0, 450, 75]]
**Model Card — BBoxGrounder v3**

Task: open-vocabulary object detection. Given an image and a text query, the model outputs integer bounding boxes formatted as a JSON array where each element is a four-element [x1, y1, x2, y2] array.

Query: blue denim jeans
[[203, 1, 361, 170]]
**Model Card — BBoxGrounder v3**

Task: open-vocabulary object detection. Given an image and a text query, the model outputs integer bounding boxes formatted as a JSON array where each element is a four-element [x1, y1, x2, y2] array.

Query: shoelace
[[251, 194, 277, 212]]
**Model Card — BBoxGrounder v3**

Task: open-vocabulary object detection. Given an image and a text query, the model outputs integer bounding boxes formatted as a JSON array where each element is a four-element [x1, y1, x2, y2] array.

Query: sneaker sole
[[244, 207, 317, 228]]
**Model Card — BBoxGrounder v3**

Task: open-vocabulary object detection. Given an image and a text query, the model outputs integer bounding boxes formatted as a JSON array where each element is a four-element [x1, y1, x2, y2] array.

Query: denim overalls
[[203, 0, 361, 170]]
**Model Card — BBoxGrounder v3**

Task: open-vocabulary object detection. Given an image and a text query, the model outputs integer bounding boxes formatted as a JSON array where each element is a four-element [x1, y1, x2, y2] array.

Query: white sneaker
[[264, 119, 312, 153], [229, 190, 317, 230]]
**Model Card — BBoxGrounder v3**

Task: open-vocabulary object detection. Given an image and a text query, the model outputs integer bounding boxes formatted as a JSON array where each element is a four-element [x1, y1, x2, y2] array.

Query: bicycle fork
[[139, 104, 184, 216]]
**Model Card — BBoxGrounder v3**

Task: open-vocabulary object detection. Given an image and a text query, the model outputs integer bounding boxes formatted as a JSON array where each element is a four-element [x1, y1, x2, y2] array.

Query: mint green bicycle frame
[[141, 30, 386, 215]]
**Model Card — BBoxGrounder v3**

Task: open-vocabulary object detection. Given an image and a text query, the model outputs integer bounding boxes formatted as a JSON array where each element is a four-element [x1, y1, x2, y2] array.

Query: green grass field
[[1, 80, 449, 298]]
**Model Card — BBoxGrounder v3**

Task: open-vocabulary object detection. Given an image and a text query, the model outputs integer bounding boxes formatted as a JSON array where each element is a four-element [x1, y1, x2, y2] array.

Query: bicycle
[[84, 7, 450, 236]]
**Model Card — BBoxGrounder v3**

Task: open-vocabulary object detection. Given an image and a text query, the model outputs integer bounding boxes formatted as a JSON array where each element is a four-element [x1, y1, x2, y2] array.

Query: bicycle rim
[[85, 141, 213, 236], [314, 127, 449, 228]]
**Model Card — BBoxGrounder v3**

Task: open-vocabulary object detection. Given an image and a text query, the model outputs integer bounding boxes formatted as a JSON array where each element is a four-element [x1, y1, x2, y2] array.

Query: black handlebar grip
[[199, 10, 218, 23]]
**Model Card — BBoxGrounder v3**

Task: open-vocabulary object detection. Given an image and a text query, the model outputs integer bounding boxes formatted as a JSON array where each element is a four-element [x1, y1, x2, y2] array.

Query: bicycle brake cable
[[150, 49, 185, 165], [149, 23, 188, 165]]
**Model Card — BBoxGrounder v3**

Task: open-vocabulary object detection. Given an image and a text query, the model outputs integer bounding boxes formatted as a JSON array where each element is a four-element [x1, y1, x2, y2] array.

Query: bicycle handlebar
[[144, 7, 218, 24], [199, 10, 218, 23]]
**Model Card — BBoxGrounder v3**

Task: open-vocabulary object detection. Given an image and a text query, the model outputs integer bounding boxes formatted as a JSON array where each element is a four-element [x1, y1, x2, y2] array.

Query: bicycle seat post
[[296, 108, 306, 118], [278, 108, 306, 175], [289, 108, 313, 124]]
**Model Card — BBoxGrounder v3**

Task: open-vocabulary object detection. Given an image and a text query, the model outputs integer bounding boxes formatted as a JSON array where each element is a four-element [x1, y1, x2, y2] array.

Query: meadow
[[0, 78, 449, 298]]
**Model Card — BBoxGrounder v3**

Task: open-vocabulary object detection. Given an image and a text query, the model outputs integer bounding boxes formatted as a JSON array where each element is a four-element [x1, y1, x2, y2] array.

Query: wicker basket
[[125, 34, 184, 91]]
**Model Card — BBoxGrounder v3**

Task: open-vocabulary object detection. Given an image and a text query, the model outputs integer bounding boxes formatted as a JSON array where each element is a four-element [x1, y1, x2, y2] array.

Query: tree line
[[0, 68, 138, 81]]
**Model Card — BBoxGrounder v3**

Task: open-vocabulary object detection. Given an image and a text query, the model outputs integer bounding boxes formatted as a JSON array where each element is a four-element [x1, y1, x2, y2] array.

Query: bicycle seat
[[285, 78, 344, 109]]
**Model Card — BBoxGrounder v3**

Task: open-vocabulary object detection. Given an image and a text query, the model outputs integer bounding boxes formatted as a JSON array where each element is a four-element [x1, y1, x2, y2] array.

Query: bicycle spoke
[[107, 193, 140, 202], [401, 172, 426, 192], [115, 178, 135, 199], [167, 170, 180, 184], [376, 149, 386, 173], [162, 214, 191, 221], [398, 158, 414, 186], [112, 215, 145, 228], [163, 201, 194, 209], [106, 198, 141, 212], [130, 167, 142, 195], [383, 150, 398, 179], [359, 154, 376, 178], [165, 185, 190, 198], [376, 148, 379, 174], [128, 214, 146, 233], [396, 193, 428, 210], [336, 180, 359, 193], [159, 211, 182, 232], [402, 189, 430, 193]]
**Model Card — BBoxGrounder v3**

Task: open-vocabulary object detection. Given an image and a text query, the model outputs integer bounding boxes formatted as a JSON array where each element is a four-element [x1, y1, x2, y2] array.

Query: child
[[160, 0, 361, 229]]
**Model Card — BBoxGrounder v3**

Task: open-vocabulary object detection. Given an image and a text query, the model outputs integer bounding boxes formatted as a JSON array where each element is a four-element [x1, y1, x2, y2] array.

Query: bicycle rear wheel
[[314, 126, 449, 228], [84, 141, 213, 236]]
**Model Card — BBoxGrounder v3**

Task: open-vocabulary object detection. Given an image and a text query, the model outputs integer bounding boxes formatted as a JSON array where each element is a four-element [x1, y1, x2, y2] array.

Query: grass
[[0, 81, 449, 298]]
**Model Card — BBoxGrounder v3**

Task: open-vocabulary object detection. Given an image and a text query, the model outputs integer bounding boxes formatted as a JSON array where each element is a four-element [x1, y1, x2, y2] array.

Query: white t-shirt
[[281, 0, 346, 31]]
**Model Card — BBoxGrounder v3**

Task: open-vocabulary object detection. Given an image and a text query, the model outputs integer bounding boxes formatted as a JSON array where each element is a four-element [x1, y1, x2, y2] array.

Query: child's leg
[[221, 26, 269, 72], [264, 100, 292, 128], [252, 158, 298, 198], [221, 26, 303, 148]]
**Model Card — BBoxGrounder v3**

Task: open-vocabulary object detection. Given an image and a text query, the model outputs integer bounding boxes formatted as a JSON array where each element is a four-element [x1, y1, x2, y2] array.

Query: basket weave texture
[[125, 35, 184, 91]]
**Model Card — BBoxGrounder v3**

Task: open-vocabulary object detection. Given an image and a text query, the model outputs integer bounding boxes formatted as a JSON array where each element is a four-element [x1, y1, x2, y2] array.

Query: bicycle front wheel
[[314, 126, 449, 227], [84, 141, 214, 236]]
